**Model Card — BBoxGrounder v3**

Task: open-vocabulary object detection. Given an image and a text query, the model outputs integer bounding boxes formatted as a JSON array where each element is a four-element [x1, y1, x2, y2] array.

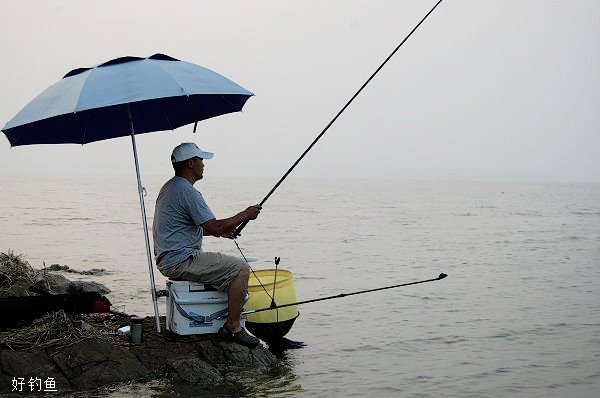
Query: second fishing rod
[[233, 0, 444, 237], [214, 273, 448, 319]]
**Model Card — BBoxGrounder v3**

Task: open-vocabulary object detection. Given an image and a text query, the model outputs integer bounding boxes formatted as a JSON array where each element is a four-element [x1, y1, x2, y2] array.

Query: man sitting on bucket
[[153, 142, 261, 348]]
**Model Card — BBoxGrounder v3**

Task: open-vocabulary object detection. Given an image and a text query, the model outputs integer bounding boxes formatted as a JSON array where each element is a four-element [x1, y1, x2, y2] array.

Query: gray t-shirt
[[152, 176, 215, 270]]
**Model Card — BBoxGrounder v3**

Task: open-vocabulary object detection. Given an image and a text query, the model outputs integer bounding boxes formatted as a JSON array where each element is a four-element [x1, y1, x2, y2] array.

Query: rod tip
[[438, 273, 448, 280]]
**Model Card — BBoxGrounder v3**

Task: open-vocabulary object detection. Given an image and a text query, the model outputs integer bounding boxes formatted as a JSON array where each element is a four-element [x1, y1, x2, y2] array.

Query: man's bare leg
[[226, 263, 249, 332]]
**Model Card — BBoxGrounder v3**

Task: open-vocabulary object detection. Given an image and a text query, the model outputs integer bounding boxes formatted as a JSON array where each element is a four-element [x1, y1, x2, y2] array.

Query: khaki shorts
[[161, 250, 246, 292]]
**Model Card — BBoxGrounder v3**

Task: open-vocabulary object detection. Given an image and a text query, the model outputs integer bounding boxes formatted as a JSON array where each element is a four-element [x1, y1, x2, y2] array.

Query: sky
[[1, 0, 599, 182]]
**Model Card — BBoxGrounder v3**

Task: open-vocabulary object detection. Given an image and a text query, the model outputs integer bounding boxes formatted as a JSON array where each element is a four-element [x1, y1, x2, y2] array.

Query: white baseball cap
[[171, 143, 214, 163]]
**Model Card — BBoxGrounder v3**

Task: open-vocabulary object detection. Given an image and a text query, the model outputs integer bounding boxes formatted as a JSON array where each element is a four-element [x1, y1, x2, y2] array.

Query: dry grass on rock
[[0, 311, 126, 351], [0, 250, 36, 296], [0, 251, 124, 351]]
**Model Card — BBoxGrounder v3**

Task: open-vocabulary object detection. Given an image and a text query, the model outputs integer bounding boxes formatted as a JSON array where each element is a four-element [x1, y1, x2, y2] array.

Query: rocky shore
[[0, 314, 278, 395]]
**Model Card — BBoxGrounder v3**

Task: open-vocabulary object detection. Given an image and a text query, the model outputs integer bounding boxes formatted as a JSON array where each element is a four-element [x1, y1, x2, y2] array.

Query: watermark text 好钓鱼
[[12, 377, 58, 392]]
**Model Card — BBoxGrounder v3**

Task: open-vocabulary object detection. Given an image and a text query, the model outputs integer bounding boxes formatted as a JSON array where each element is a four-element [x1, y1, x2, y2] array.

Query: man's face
[[191, 157, 205, 180]]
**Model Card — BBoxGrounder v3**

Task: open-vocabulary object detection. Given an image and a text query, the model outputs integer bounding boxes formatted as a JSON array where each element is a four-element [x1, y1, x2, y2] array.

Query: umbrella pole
[[128, 106, 162, 333]]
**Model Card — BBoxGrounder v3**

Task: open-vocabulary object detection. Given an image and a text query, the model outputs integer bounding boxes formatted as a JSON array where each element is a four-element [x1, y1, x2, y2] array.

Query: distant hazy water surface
[[2, 174, 599, 397]]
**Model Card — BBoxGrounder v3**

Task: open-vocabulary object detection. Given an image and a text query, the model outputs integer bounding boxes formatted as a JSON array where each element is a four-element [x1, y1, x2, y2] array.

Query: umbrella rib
[[147, 59, 190, 96], [159, 103, 175, 131], [80, 112, 89, 144], [73, 69, 96, 114], [218, 94, 236, 109]]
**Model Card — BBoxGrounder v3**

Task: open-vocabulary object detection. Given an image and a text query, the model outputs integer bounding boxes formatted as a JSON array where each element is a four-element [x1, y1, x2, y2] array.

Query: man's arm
[[202, 205, 261, 238]]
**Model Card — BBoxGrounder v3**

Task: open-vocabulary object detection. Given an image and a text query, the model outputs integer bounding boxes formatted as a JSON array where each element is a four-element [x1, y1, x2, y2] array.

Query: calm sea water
[[2, 173, 599, 397]]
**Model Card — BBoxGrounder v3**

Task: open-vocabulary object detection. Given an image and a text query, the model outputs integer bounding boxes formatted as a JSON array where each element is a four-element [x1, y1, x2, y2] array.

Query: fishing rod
[[233, 0, 444, 237], [239, 273, 448, 316]]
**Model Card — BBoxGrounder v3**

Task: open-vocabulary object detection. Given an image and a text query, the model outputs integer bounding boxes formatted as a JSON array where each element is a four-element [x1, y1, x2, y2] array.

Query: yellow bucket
[[246, 269, 299, 324]]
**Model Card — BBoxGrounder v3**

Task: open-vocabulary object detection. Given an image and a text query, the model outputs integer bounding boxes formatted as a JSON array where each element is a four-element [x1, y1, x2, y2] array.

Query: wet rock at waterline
[[47, 263, 111, 276]]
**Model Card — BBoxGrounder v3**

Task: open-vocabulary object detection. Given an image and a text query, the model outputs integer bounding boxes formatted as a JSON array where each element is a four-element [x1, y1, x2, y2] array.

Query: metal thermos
[[130, 316, 144, 345]]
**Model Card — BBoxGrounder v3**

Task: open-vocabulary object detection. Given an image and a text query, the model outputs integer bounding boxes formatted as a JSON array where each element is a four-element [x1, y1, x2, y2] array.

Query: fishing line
[[233, 0, 444, 237], [234, 237, 284, 323], [233, 239, 274, 301], [237, 273, 448, 316]]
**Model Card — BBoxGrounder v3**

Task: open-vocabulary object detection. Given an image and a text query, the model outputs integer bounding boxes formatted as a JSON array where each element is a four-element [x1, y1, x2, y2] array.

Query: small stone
[[48, 264, 70, 271]]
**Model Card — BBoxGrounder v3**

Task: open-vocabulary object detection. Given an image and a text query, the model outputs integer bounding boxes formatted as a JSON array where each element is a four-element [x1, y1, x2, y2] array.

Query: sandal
[[218, 324, 260, 348]]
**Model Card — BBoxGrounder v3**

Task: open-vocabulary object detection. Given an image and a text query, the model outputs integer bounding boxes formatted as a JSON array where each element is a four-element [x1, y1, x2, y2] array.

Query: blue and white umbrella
[[2, 53, 254, 331], [3, 53, 252, 145]]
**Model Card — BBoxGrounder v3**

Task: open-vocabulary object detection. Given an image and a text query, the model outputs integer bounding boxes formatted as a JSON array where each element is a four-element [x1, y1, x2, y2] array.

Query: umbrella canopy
[[2, 53, 252, 146], [2, 54, 254, 332]]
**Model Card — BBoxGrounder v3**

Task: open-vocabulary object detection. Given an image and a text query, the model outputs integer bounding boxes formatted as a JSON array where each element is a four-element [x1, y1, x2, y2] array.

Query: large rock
[[32, 272, 72, 294], [49, 340, 149, 390], [0, 350, 71, 393], [67, 281, 111, 295], [167, 357, 224, 385], [32, 272, 110, 295]]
